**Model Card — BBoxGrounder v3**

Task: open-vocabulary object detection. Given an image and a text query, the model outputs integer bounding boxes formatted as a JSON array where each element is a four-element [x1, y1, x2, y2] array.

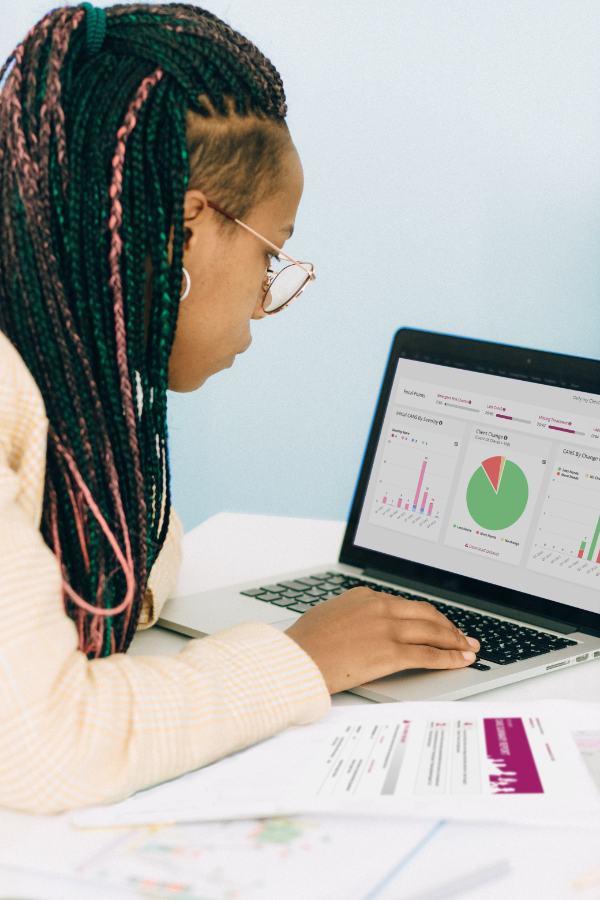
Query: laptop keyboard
[[241, 572, 578, 667]]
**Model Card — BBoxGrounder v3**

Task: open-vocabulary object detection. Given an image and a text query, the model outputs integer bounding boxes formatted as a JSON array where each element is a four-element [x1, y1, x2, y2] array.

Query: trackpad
[[159, 591, 301, 635]]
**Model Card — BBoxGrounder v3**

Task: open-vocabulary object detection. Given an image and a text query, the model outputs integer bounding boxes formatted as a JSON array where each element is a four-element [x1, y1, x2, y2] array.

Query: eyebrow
[[281, 224, 294, 238]]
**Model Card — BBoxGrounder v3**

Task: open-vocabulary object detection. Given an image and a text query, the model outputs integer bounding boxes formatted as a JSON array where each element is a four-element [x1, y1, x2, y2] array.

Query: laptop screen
[[352, 351, 600, 617]]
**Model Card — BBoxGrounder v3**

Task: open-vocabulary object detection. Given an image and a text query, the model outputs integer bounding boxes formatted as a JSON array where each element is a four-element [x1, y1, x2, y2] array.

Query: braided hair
[[0, 4, 288, 657]]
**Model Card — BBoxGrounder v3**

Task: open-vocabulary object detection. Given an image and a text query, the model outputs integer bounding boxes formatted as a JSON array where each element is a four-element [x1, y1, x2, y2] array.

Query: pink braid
[[63, 475, 90, 574], [39, 8, 84, 196], [51, 433, 135, 620], [107, 67, 163, 640]]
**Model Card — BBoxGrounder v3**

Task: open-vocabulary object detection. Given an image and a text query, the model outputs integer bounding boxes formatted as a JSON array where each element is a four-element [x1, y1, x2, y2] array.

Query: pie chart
[[466, 455, 529, 531]]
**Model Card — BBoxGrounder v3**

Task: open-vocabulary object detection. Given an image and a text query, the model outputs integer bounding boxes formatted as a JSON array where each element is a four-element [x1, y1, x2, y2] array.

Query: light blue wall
[[5, 2, 600, 531]]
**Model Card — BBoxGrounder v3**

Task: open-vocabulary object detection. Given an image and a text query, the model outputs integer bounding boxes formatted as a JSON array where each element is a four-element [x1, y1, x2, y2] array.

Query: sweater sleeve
[[0, 342, 330, 814]]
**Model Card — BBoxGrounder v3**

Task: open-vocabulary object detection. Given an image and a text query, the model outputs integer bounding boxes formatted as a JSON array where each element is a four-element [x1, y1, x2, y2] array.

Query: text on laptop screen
[[353, 358, 600, 615]]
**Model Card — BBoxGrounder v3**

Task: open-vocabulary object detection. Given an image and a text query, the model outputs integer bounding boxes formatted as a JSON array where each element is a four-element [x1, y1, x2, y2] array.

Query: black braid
[[0, 4, 289, 657]]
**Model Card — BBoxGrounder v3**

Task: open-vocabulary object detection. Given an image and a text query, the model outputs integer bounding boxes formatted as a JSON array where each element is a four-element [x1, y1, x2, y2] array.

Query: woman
[[0, 3, 479, 812]]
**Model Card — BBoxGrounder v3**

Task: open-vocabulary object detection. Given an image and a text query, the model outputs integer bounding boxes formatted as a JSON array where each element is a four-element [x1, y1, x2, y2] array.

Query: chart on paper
[[527, 445, 600, 591], [369, 419, 462, 542], [308, 716, 562, 800], [0, 815, 434, 900]]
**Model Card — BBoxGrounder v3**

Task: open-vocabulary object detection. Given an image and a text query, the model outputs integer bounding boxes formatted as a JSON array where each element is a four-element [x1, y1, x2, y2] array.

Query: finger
[[376, 593, 480, 649], [399, 643, 477, 670], [390, 618, 478, 652], [458, 630, 481, 652], [373, 593, 470, 637], [377, 594, 459, 626], [331, 588, 480, 650]]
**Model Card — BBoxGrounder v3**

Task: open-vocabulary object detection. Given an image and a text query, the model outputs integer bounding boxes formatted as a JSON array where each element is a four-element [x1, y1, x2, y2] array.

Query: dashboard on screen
[[353, 356, 600, 617]]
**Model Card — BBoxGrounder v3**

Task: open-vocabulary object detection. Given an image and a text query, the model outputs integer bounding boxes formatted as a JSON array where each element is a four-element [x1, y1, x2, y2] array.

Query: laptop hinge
[[362, 568, 579, 635]]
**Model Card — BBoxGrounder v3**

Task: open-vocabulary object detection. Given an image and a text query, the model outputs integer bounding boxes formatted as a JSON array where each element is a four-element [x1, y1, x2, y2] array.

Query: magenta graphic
[[483, 718, 544, 794], [412, 460, 427, 511]]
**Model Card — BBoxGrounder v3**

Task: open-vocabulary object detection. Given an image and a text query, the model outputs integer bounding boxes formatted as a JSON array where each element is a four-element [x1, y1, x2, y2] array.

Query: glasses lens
[[263, 263, 312, 313]]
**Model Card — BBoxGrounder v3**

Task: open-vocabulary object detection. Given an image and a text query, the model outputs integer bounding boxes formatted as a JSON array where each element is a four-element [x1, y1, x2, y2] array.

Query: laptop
[[159, 328, 600, 702]]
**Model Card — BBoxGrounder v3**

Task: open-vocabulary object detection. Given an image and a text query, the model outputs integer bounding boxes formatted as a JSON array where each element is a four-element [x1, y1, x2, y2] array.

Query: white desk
[[3, 513, 600, 899], [131, 512, 600, 705]]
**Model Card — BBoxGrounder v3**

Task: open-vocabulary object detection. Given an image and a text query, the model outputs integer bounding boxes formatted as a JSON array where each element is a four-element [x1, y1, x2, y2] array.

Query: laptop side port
[[594, 650, 600, 658], [576, 653, 589, 662], [547, 660, 569, 670]]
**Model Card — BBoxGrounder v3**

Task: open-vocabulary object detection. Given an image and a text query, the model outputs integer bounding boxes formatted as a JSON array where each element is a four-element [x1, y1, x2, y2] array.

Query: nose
[[252, 287, 269, 319]]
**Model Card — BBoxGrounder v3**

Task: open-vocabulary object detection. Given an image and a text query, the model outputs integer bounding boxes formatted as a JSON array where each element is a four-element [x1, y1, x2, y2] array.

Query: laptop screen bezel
[[340, 328, 600, 634]]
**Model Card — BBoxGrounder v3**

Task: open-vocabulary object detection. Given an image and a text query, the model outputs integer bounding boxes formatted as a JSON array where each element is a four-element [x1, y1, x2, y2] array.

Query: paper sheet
[[374, 819, 600, 900], [73, 701, 600, 829], [4, 815, 600, 900], [309, 715, 557, 798], [574, 730, 600, 789], [0, 814, 433, 900]]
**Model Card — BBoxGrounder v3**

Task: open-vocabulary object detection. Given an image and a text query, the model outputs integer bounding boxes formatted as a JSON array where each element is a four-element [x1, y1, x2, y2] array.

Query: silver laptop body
[[159, 329, 600, 702]]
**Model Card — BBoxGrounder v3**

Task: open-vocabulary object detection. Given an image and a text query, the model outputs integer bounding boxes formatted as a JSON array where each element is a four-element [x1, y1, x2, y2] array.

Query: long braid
[[0, 4, 288, 656]]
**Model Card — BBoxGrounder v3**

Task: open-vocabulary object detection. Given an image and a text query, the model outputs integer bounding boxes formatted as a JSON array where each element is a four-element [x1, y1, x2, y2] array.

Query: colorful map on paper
[[0, 815, 432, 900]]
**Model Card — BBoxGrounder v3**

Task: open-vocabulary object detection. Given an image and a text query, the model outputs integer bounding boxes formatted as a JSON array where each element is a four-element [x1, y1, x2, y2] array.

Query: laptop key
[[288, 602, 313, 613], [278, 580, 315, 591], [470, 662, 491, 671], [271, 597, 301, 607], [240, 588, 266, 597], [261, 585, 286, 593], [294, 576, 330, 586], [254, 592, 282, 602], [280, 589, 304, 599]]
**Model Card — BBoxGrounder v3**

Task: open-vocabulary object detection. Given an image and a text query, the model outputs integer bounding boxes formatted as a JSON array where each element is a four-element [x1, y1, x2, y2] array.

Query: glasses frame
[[207, 201, 315, 314]]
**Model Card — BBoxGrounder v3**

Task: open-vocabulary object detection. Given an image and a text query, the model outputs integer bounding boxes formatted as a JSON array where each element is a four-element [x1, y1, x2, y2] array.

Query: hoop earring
[[180, 267, 191, 302]]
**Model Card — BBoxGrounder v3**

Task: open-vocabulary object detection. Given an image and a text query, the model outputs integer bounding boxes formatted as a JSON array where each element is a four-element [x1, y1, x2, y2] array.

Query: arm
[[0, 449, 329, 813]]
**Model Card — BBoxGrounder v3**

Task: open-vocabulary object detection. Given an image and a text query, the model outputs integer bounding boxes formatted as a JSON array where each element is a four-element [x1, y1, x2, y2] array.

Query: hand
[[285, 587, 480, 694]]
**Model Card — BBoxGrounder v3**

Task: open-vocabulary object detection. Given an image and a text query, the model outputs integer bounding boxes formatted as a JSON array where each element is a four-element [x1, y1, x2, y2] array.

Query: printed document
[[74, 701, 600, 829]]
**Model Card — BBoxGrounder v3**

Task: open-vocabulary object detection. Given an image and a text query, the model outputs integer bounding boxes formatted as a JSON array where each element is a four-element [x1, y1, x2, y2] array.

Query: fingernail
[[465, 636, 479, 649], [461, 651, 476, 662]]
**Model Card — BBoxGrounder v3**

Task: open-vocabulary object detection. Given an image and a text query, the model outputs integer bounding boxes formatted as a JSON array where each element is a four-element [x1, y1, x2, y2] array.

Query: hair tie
[[82, 3, 107, 57]]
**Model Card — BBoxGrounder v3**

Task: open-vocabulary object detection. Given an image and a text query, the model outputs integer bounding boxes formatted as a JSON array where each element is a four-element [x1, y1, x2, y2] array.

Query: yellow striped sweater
[[0, 329, 329, 813]]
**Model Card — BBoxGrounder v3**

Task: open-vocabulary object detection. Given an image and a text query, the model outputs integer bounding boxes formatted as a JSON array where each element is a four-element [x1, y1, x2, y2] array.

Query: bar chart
[[527, 455, 600, 588], [380, 461, 438, 515], [369, 423, 461, 542]]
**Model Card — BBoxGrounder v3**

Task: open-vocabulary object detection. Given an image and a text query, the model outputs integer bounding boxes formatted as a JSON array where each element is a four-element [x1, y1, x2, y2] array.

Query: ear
[[182, 189, 210, 250]]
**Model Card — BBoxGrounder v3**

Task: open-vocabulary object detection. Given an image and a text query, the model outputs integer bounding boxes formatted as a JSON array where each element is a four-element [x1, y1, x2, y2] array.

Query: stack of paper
[[2, 700, 600, 900], [73, 700, 600, 829]]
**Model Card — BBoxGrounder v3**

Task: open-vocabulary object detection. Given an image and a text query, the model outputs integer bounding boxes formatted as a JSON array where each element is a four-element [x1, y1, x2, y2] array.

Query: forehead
[[248, 146, 303, 233]]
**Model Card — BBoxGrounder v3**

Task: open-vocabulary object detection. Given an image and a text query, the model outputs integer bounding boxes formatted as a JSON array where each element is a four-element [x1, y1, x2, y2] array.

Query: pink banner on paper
[[484, 718, 543, 794]]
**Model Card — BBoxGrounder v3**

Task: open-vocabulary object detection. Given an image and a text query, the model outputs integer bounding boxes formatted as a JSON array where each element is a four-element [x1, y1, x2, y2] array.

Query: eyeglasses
[[207, 201, 315, 314]]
